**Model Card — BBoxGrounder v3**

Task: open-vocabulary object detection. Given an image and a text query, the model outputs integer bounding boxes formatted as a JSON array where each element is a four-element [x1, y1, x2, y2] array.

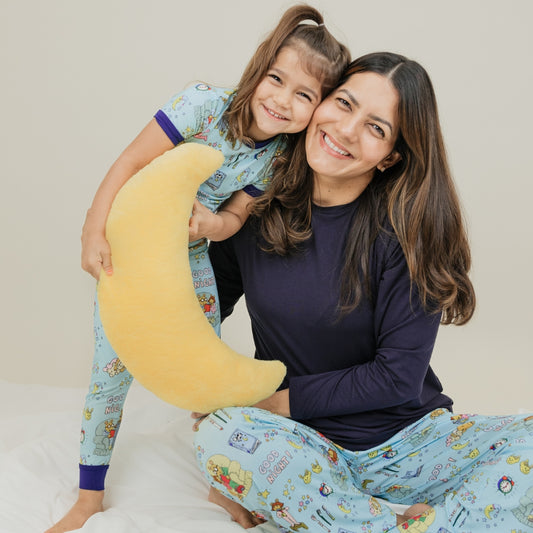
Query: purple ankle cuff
[[79, 464, 109, 491]]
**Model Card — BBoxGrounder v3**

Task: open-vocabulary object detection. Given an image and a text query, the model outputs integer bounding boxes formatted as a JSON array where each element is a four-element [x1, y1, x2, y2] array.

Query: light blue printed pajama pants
[[80, 239, 220, 467], [194, 406, 533, 532]]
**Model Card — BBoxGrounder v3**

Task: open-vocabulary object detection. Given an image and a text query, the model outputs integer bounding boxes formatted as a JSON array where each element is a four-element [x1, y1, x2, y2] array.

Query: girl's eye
[[268, 74, 282, 83], [298, 92, 312, 102]]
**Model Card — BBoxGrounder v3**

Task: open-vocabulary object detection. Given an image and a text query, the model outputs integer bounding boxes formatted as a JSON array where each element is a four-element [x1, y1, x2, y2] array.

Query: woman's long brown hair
[[224, 4, 350, 147], [254, 52, 476, 325]]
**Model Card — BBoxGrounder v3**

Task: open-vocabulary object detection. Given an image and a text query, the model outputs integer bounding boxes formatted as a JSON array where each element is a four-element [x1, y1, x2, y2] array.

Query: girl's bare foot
[[396, 503, 432, 526], [208, 486, 265, 529], [44, 489, 104, 533]]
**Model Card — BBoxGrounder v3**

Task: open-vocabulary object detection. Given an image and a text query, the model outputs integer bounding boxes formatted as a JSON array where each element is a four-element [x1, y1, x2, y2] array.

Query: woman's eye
[[336, 97, 350, 109], [371, 124, 385, 138]]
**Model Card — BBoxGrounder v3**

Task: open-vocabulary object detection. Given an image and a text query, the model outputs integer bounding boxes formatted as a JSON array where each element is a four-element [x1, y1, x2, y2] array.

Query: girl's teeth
[[267, 108, 286, 120], [324, 134, 349, 156]]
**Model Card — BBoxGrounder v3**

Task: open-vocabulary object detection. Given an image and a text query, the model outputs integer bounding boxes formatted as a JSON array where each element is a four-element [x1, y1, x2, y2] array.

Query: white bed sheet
[[0, 380, 280, 533]]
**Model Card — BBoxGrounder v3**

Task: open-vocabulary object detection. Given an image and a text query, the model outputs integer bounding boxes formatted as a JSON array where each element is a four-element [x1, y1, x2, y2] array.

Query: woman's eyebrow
[[339, 88, 393, 134]]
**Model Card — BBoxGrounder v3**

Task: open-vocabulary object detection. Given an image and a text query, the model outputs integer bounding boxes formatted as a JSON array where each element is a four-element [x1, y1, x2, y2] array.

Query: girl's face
[[305, 71, 401, 196], [248, 46, 323, 142]]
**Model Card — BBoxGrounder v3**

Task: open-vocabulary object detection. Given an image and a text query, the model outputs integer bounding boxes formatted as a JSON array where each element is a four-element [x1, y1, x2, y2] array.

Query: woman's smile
[[305, 71, 400, 200], [320, 131, 352, 158]]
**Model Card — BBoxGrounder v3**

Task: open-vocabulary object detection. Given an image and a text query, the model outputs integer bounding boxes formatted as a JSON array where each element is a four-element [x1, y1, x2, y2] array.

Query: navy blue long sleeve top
[[209, 198, 453, 451]]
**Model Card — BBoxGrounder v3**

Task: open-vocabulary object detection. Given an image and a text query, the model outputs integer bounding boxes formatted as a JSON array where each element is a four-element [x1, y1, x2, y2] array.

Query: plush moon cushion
[[97, 143, 286, 413]]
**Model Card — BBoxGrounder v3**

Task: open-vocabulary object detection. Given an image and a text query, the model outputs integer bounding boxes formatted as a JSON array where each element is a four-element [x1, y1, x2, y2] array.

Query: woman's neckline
[[312, 196, 360, 211]]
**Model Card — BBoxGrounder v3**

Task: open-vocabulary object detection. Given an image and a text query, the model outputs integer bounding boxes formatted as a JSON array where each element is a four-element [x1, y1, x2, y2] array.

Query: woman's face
[[305, 71, 401, 191]]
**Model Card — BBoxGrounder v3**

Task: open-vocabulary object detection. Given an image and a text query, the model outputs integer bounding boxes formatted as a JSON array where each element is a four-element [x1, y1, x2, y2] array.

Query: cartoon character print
[[483, 503, 501, 520], [368, 496, 383, 517], [197, 292, 217, 314], [206, 454, 253, 500], [490, 438, 508, 451], [330, 466, 350, 491], [93, 414, 122, 456], [430, 409, 446, 419], [336, 497, 351, 514], [234, 169, 250, 185], [318, 482, 333, 497], [319, 445, 339, 467], [228, 428, 261, 454], [407, 425, 435, 448], [385, 484, 415, 499], [520, 459, 532, 475], [286, 435, 304, 450], [382, 446, 398, 459], [228, 152, 249, 170], [171, 94, 189, 110], [205, 169, 226, 191], [102, 357, 126, 378], [299, 469, 312, 484], [396, 507, 436, 532], [270, 498, 308, 530], [446, 420, 475, 447], [512, 485, 533, 526], [197, 292, 218, 328], [311, 459, 322, 474], [89, 381, 104, 398]]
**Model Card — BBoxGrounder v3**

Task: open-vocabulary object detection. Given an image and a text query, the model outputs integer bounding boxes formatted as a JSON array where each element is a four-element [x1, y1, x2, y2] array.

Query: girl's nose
[[273, 89, 291, 109]]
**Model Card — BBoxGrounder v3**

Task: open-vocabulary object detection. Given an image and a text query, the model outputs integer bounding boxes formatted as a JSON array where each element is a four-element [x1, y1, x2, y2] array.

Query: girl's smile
[[248, 46, 323, 142]]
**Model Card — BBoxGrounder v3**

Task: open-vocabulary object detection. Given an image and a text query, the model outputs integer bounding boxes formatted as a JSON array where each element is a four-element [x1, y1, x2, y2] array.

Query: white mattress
[[0, 380, 280, 532]]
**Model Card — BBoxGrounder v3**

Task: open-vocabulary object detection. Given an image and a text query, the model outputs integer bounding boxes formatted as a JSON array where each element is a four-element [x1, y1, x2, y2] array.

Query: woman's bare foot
[[208, 486, 265, 529], [44, 489, 104, 533], [396, 503, 432, 526]]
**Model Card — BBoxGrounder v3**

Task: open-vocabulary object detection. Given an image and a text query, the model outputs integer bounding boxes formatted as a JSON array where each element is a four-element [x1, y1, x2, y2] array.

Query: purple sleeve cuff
[[79, 464, 109, 491], [242, 185, 264, 197], [154, 110, 184, 146]]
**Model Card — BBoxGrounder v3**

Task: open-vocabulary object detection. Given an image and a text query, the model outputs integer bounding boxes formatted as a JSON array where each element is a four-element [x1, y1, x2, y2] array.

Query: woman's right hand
[[208, 486, 265, 529], [81, 225, 113, 280]]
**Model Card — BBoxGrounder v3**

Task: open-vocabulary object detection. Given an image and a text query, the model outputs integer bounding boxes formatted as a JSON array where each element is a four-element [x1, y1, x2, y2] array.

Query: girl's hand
[[81, 227, 113, 280], [189, 199, 222, 242], [191, 411, 208, 432]]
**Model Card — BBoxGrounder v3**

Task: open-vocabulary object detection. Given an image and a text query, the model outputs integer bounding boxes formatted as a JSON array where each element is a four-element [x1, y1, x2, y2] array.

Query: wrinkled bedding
[[0, 380, 280, 533]]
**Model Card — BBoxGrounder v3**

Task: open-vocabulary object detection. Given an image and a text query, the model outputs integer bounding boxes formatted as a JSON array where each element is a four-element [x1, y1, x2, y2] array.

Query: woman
[[194, 53, 533, 532]]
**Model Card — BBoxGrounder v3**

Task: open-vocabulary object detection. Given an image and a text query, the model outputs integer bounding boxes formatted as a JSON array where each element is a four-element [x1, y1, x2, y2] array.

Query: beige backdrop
[[2, 0, 532, 415]]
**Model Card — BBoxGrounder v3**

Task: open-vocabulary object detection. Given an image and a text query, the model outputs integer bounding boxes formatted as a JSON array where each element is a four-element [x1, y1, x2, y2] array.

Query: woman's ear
[[378, 151, 402, 172]]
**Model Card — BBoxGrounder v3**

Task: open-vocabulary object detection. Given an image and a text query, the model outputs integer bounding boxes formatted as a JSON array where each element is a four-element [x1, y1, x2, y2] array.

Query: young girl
[[44, 5, 349, 533]]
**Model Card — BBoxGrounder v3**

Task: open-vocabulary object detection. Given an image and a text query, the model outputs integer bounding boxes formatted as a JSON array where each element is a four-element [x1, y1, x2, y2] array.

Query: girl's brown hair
[[255, 52, 476, 325], [225, 4, 350, 146]]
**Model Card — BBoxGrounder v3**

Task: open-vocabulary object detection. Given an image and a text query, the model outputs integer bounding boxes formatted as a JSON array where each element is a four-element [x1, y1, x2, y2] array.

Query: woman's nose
[[338, 117, 359, 141]]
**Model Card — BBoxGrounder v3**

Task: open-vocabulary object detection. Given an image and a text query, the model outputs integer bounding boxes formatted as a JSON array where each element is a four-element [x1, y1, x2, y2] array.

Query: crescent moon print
[[97, 143, 286, 412]]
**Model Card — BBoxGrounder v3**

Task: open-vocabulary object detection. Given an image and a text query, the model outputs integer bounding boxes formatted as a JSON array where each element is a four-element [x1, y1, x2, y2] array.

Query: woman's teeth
[[323, 133, 350, 156]]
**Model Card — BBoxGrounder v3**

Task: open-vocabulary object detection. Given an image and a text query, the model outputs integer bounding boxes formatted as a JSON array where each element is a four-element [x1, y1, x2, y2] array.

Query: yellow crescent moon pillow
[[97, 143, 286, 413]]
